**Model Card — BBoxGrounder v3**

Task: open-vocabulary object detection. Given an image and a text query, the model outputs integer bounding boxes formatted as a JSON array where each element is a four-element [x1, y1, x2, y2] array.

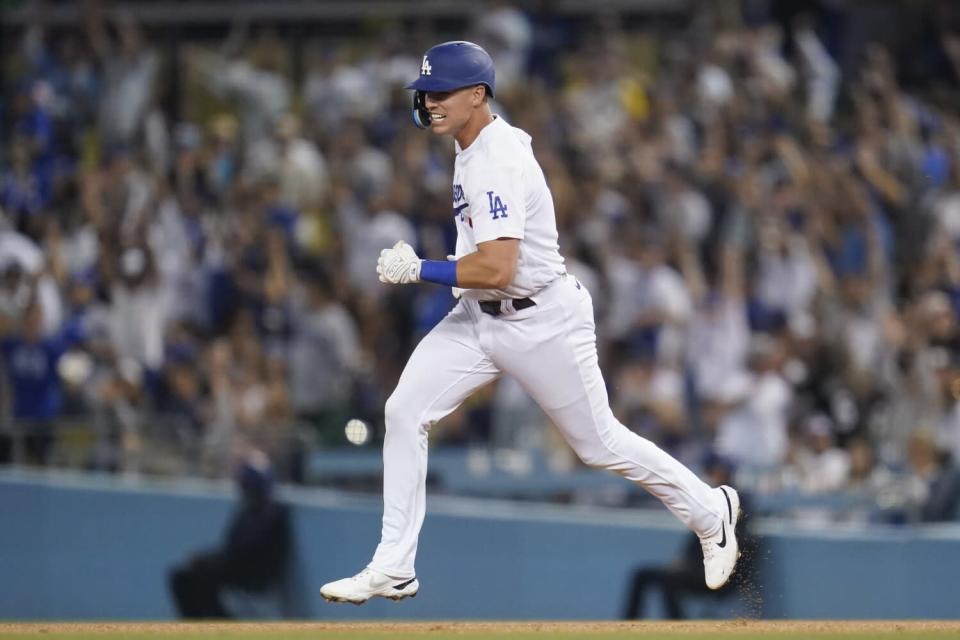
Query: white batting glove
[[377, 240, 422, 284]]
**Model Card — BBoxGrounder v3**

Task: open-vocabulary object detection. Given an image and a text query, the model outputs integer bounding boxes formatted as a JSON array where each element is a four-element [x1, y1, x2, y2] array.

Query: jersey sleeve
[[465, 166, 525, 244]]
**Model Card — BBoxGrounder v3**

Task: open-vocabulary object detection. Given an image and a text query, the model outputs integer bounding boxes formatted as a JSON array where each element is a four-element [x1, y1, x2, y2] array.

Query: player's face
[[423, 85, 483, 135]]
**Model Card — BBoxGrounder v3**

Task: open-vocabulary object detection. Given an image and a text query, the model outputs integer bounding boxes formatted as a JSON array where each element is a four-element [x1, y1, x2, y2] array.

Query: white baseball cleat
[[700, 485, 741, 590], [320, 567, 419, 604]]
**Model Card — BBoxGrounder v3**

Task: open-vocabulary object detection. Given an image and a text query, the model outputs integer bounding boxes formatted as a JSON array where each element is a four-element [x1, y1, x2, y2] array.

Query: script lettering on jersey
[[486, 191, 508, 220], [453, 184, 467, 222]]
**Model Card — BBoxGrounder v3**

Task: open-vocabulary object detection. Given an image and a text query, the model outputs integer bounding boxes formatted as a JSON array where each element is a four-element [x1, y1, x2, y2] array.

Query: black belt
[[479, 297, 536, 317]]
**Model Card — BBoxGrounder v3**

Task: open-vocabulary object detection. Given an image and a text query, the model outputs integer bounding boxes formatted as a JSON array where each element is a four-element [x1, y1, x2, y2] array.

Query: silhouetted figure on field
[[168, 451, 292, 618]]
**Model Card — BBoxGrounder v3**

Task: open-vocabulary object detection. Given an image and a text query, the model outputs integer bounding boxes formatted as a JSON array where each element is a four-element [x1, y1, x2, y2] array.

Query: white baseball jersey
[[452, 116, 566, 300]]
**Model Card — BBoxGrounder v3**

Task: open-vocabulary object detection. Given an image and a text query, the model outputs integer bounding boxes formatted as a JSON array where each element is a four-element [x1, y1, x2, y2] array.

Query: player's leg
[[493, 277, 740, 588], [371, 303, 500, 577], [493, 278, 723, 534], [321, 302, 499, 603]]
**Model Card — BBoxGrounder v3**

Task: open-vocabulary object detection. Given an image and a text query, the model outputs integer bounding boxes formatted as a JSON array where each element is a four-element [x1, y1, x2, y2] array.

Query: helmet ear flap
[[412, 91, 431, 129]]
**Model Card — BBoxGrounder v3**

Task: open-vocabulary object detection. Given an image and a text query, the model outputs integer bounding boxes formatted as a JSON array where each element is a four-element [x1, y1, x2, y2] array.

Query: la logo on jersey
[[421, 56, 432, 76], [486, 191, 508, 220]]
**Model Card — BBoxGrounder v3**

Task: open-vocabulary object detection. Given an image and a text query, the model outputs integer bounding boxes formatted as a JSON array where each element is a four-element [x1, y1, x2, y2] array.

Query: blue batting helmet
[[406, 41, 495, 129]]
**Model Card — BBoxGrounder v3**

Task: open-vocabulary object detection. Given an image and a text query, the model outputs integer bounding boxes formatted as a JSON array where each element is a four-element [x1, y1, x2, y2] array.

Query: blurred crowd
[[2, 0, 960, 523]]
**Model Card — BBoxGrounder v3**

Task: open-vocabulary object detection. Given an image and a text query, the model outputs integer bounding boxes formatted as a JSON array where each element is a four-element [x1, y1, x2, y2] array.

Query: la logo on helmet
[[420, 56, 432, 76]]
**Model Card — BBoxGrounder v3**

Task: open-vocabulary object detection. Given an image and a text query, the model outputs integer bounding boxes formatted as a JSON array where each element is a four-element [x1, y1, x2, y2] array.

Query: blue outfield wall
[[0, 470, 958, 620]]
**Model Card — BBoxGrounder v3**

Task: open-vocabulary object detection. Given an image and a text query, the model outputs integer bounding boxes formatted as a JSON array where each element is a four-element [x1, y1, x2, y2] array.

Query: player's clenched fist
[[377, 240, 422, 284]]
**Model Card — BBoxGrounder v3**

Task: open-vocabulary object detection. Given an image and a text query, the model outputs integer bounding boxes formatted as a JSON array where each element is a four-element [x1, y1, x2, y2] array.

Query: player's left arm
[[377, 161, 525, 287], [447, 165, 525, 288], [376, 237, 520, 289], [451, 238, 519, 289]]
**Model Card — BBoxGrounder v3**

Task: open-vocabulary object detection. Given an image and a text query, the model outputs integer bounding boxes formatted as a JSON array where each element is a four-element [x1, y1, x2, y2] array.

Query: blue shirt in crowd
[[0, 336, 68, 421]]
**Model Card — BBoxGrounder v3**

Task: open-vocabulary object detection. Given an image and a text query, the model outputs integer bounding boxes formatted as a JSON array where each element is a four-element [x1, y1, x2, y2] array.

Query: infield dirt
[[1, 620, 960, 640]]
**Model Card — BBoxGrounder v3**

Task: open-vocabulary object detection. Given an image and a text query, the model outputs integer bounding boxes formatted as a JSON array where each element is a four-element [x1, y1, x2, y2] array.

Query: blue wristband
[[420, 260, 459, 287]]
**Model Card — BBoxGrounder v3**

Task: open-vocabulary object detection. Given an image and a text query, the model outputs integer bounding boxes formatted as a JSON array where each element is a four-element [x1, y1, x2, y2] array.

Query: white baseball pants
[[368, 275, 724, 578]]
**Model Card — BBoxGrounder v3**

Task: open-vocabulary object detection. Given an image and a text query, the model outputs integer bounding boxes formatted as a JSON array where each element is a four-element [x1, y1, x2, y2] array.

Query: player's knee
[[571, 443, 618, 469], [383, 392, 416, 435], [571, 429, 638, 469]]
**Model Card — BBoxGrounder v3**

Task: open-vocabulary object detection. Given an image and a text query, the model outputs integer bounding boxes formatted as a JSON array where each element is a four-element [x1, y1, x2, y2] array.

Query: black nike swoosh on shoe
[[393, 577, 417, 590], [720, 487, 733, 524], [717, 522, 727, 549]]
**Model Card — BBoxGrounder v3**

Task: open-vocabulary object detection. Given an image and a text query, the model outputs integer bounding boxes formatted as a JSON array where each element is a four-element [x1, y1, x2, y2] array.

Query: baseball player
[[320, 41, 741, 604]]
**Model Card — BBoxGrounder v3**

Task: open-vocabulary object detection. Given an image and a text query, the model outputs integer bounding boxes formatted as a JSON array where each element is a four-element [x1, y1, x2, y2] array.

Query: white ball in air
[[344, 419, 371, 446]]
